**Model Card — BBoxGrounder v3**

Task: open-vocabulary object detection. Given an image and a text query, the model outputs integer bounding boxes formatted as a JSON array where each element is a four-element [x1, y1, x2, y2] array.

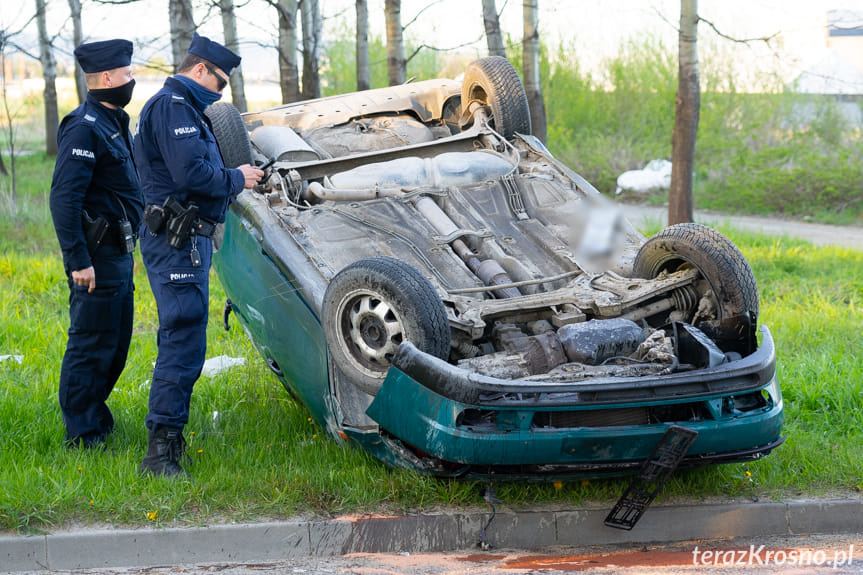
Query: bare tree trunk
[[669, 0, 699, 225], [523, 0, 546, 142], [356, 0, 369, 91], [482, 0, 506, 58], [300, 0, 321, 99], [0, 41, 13, 186], [219, 0, 247, 112], [169, 0, 196, 73], [36, 0, 59, 156], [384, 0, 405, 86], [67, 0, 87, 104], [0, 37, 17, 200], [276, 0, 300, 103], [0, 72, 7, 176]]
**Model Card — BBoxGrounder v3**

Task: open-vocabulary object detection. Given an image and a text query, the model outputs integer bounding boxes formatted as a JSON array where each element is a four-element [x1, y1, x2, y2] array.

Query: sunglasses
[[204, 63, 228, 91]]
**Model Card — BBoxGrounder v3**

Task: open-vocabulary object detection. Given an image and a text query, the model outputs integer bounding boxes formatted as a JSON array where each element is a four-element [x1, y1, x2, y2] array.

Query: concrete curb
[[3, 499, 863, 572]]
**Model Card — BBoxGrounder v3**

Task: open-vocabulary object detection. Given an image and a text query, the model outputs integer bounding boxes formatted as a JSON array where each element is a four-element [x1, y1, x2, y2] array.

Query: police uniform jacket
[[50, 93, 143, 273], [134, 76, 244, 223]]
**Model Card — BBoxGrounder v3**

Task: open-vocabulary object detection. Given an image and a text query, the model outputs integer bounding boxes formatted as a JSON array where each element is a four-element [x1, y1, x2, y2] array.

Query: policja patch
[[172, 125, 199, 137]]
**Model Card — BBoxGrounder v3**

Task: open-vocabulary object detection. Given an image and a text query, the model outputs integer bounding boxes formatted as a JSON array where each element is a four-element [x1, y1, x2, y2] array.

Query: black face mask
[[90, 79, 136, 108]]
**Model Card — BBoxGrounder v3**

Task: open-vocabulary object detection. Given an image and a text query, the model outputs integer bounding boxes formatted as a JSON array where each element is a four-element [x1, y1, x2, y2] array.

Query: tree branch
[[0, 12, 38, 39], [7, 41, 40, 61], [198, 1, 219, 25], [698, 16, 780, 45], [405, 32, 485, 64], [402, 0, 445, 31], [260, 0, 294, 23], [653, 7, 782, 61]]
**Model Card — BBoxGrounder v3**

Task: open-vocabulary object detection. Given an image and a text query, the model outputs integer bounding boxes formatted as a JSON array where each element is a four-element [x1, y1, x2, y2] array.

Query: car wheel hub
[[345, 293, 404, 367]]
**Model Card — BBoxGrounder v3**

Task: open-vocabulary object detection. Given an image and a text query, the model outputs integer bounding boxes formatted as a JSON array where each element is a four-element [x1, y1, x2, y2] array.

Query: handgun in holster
[[143, 204, 168, 237], [164, 197, 199, 249], [82, 210, 109, 254]]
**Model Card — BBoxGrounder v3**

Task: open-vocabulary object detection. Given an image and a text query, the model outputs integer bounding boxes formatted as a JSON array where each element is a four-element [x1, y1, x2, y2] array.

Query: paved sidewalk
[[3, 498, 863, 572], [619, 204, 863, 250]]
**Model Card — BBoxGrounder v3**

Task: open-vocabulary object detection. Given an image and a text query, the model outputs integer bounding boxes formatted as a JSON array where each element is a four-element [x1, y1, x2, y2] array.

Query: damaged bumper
[[365, 326, 783, 475]]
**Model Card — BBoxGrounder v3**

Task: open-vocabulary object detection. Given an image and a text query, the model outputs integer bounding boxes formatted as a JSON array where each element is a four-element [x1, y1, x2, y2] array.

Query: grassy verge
[[1, 154, 862, 535], [539, 39, 863, 226]]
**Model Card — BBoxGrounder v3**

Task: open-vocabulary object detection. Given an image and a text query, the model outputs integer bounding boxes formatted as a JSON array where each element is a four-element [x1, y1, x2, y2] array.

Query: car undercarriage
[[208, 56, 783, 478]]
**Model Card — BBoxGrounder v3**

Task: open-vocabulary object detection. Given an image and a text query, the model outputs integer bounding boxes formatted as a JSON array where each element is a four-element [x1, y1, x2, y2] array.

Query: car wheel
[[205, 101, 253, 169], [633, 223, 760, 321], [323, 257, 451, 395], [462, 56, 531, 139]]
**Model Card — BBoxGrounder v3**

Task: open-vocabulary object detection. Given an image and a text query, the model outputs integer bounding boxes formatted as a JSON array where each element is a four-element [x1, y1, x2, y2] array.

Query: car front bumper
[[364, 327, 783, 477]]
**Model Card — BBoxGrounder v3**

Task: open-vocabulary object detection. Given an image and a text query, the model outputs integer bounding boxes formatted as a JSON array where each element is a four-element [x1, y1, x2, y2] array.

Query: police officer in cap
[[134, 33, 262, 477], [49, 39, 143, 448]]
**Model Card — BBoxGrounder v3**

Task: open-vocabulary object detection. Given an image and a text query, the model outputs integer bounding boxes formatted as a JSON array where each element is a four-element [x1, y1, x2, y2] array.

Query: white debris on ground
[[616, 159, 672, 195], [201, 355, 246, 377], [0, 354, 23, 364]]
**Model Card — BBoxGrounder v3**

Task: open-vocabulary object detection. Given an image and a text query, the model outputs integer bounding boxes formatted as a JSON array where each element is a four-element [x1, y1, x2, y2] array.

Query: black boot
[[139, 426, 189, 478]]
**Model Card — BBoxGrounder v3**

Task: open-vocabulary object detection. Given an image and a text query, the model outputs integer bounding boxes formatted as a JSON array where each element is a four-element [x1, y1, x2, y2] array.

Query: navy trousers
[[140, 230, 212, 430], [59, 244, 134, 443]]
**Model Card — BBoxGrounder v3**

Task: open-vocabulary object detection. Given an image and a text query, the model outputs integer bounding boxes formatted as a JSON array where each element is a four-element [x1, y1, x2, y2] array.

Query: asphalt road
[[619, 204, 863, 250]]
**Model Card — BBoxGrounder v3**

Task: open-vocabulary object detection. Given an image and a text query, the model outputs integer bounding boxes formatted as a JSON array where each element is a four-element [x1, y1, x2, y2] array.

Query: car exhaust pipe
[[311, 156, 523, 298], [413, 196, 521, 298]]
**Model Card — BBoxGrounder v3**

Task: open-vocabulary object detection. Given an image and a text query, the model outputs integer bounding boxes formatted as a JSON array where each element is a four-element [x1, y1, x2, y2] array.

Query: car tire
[[205, 101, 253, 169], [633, 223, 760, 320], [462, 56, 531, 140], [323, 257, 451, 395]]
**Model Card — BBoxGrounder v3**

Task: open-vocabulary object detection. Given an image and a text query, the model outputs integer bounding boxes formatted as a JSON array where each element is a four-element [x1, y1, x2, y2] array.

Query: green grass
[[539, 39, 863, 225], [2, 35, 863, 530], [1, 154, 862, 534]]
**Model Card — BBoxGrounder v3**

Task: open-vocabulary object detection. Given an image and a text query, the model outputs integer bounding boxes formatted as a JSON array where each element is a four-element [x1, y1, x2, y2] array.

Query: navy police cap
[[74, 39, 133, 73], [188, 33, 241, 76]]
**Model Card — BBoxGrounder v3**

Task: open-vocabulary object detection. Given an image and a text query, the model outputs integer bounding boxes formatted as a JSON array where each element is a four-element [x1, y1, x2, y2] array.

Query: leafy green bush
[[699, 93, 863, 222], [536, 36, 862, 224], [544, 37, 676, 193]]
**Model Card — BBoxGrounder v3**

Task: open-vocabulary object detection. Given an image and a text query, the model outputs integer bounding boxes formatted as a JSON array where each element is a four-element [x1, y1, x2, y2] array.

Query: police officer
[[134, 34, 262, 477], [49, 39, 142, 449]]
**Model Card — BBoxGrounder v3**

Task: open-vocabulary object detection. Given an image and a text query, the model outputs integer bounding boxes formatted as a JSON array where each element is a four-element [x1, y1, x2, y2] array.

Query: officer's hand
[[238, 164, 265, 189], [72, 266, 96, 293]]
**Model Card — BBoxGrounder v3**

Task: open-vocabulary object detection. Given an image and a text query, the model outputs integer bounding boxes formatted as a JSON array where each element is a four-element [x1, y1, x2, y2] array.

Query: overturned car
[[207, 56, 783, 479]]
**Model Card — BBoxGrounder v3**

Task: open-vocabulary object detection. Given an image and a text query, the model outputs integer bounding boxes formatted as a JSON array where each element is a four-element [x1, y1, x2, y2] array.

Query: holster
[[82, 210, 109, 254], [143, 204, 168, 236], [164, 197, 199, 249]]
